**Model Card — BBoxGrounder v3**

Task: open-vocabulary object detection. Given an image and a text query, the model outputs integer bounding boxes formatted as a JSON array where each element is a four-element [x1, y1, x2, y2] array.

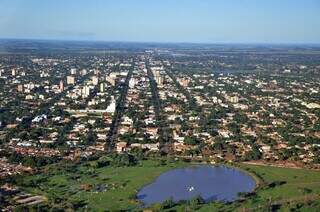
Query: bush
[[161, 197, 175, 209], [109, 153, 137, 167], [189, 195, 205, 209]]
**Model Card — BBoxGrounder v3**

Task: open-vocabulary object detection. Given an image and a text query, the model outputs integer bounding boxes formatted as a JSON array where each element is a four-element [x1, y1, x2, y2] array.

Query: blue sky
[[0, 0, 319, 43]]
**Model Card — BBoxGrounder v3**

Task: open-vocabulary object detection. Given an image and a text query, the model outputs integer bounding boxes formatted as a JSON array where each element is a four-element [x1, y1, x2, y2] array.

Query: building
[[67, 76, 75, 85], [106, 97, 116, 113], [129, 78, 136, 88], [12, 69, 17, 76], [99, 83, 105, 92], [81, 69, 87, 76], [91, 76, 99, 85], [116, 142, 127, 153], [106, 76, 116, 86], [178, 78, 189, 87], [59, 80, 64, 91], [17, 84, 24, 92], [82, 86, 90, 98], [70, 68, 77, 75], [226, 95, 239, 103], [153, 71, 163, 86]]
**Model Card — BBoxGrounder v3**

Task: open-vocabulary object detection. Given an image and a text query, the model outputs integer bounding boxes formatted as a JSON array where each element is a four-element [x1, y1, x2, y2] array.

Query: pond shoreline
[[136, 162, 257, 207]]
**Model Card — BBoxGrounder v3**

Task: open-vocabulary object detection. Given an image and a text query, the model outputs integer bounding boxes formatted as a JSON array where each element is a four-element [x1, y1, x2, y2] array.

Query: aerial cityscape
[[0, 0, 320, 211]]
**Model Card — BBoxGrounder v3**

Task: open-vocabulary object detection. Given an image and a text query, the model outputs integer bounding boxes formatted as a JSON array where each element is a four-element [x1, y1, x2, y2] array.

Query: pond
[[137, 165, 256, 206]]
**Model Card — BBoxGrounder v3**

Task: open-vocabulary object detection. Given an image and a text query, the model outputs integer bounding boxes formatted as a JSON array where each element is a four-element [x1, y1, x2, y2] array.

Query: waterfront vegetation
[[7, 156, 320, 211]]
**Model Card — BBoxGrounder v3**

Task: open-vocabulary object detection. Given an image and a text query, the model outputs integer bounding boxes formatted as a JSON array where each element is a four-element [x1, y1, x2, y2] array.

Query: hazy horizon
[[0, 0, 319, 44]]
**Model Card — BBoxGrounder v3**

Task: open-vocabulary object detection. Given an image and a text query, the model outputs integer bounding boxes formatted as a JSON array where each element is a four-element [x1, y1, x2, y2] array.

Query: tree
[[244, 145, 262, 161], [184, 136, 200, 145], [189, 195, 205, 210], [109, 153, 137, 167], [84, 128, 97, 145], [97, 156, 110, 168], [161, 197, 175, 209]]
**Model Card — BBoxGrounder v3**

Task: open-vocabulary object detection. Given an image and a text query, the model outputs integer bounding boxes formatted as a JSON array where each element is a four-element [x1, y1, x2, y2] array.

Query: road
[[106, 67, 133, 151]]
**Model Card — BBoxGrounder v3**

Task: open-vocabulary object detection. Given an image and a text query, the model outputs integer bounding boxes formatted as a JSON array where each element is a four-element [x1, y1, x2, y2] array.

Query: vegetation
[[7, 158, 320, 211], [9, 158, 186, 211]]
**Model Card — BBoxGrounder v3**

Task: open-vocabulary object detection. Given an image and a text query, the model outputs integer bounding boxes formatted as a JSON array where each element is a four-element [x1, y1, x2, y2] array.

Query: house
[[116, 142, 127, 153]]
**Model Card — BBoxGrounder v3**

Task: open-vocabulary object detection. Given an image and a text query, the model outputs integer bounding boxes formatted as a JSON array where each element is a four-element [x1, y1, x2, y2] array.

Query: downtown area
[[0, 41, 320, 211]]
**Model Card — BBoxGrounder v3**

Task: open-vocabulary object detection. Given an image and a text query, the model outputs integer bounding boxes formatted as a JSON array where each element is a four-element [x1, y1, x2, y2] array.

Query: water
[[137, 165, 256, 206]]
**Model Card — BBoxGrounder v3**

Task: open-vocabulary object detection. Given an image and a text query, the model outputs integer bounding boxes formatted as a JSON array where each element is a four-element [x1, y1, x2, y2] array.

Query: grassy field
[[194, 164, 320, 212], [14, 159, 187, 211], [12, 160, 320, 211], [238, 164, 320, 211]]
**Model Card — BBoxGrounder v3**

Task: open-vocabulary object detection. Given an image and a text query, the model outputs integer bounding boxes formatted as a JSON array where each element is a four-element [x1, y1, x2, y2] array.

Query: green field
[[13, 159, 187, 211], [195, 164, 320, 212], [12, 159, 320, 211]]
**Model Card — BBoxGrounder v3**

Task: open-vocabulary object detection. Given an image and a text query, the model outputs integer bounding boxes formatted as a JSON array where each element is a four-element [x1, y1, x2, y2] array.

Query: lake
[[137, 165, 256, 206]]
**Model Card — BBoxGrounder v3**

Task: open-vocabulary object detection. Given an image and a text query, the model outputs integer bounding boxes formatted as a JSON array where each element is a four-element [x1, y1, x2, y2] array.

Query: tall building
[[227, 95, 239, 103], [70, 68, 77, 75], [152, 70, 163, 86], [100, 83, 105, 92], [94, 69, 100, 75], [67, 76, 75, 85], [231, 96, 239, 103], [17, 84, 24, 92], [91, 76, 99, 85], [12, 69, 17, 76], [82, 86, 90, 98], [81, 69, 87, 76], [106, 97, 116, 113], [129, 78, 136, 88], [106, 76, 116, 86], [178, 78, 189, 87], [59, 80, 64, 91]]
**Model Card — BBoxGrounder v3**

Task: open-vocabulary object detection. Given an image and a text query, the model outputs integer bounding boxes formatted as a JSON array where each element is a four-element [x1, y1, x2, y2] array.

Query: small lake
[[137, 165, 256, 206]]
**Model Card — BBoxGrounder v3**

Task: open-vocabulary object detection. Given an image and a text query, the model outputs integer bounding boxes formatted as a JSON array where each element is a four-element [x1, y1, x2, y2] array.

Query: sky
[[0, 0, 319, 43]]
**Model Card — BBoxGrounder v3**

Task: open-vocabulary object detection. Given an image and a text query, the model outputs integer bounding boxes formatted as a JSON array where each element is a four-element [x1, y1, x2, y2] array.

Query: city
[[1, 0, 320, 211], [0, 41, 319, 211]]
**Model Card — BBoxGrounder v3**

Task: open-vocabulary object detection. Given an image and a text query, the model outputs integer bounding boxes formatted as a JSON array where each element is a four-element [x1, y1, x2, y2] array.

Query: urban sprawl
[[0, 43, 320, 209]]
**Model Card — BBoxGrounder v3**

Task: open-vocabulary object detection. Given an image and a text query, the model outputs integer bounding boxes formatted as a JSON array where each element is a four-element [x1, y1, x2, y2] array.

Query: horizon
[[0, 0, 319, 44], [1, 38, 320, 46]]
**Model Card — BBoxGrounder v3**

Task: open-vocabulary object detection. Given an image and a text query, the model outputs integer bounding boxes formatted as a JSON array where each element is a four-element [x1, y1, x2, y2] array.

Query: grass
[[13, 160, 320, 211], [230, 164, 320, 211], [15, 159, 187, 211]]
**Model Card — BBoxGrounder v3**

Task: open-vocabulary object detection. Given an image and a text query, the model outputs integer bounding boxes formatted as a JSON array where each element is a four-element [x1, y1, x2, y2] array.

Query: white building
[[70, 68, 77, 75], [91, 76, 99, 85], [82, 86, 90, 98], [67, 76, 75, 85], [129, 78, 136, 88], [99, 83, 105, 92], [106, 97, 116, 113]]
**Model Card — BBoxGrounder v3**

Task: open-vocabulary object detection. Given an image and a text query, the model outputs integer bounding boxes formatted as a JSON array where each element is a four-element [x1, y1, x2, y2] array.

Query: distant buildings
[[154, 71, 163, 86], [178, 78, 189, 87], [12, 69, 17, 76], [59, 80, 64, 91]]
